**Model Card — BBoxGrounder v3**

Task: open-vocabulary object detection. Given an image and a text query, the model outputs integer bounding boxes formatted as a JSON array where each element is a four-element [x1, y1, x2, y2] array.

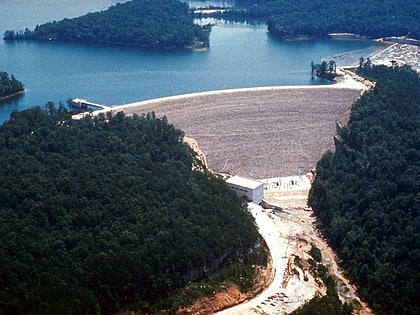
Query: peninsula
[[198, 0, 420, 41], [3, 0, 210, 50], [0, 72, 24, 100]]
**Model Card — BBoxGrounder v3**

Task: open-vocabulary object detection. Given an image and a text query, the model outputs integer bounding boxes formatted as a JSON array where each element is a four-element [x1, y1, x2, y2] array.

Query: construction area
[[212, 173, 372, 315], [182, 174, 371, 315], [369, 42, 420, 72]]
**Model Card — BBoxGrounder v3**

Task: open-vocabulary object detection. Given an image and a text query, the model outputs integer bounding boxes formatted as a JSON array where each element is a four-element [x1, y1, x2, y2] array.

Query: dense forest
[[3, 0, 211, 49], [0, 106, 264, 314], [209, 0, 420, 40], [308, 65, 420, 314], [5, 0, 418, 47], [0, 71, 24, 99]]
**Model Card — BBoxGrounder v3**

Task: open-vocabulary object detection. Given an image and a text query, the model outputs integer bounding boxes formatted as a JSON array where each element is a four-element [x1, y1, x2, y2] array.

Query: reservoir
[[0, 0, 385, 124]]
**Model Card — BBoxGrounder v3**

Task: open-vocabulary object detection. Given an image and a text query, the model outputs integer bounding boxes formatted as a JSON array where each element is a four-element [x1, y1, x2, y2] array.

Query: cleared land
[[110, 87, 361, 178]]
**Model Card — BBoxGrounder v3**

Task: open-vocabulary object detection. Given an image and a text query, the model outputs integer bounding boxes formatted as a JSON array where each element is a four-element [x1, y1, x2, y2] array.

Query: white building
[[226, 175, 264, 204]]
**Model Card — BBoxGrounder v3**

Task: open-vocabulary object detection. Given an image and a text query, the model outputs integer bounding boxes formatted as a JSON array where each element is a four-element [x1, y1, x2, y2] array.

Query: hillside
[[308, 65, 420, 314], [217, 0, 420, 40], [0, 106, 262, 314], [3, 0, 210, 49]]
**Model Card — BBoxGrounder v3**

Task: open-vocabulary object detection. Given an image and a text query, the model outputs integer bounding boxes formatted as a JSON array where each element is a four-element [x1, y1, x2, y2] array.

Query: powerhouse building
[[226, 175, 264, 204]]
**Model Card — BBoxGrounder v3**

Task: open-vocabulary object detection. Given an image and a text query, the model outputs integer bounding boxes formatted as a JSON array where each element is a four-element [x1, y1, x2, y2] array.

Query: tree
[[310, 60, 338, 80], [308, 65, 420, 315], [320, 61, 327, 76], [232, 0, 420, 40], [327, 60, 336, 73], [0, 105, 264, 314], [0, 71, 24, 98], [4, 0, 211, 50]]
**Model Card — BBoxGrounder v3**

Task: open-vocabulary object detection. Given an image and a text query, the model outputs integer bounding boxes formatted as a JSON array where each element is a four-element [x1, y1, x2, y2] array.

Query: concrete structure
[[68, 98, 111, 110], [226, 175, 264, 204]]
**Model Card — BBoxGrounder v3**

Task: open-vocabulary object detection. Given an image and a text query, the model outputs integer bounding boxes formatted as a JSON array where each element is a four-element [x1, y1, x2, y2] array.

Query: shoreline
[[84, 74, 367, 118], [75, 37, 397, 119], [81, 85, 362, 179], [0, 89, 25, 102], [72, 37, 398, 121], [73, 38, 394, 120]]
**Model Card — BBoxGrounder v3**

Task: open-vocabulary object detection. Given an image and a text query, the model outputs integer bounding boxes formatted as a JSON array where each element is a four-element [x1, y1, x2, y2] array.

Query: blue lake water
[[0, 0, 385, 124]]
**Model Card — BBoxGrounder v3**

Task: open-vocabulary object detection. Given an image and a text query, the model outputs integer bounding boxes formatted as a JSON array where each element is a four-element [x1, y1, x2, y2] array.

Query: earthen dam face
[[107, 87, 362, 179]]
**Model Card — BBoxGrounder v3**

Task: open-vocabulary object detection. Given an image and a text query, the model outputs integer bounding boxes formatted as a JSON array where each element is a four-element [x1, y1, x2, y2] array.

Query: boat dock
[[69, 98, 111, 111]]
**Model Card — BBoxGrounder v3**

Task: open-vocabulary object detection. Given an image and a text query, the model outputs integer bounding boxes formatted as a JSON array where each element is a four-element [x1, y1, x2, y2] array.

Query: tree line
[[0, 71, 24, 99], [5, 0, 418, 49], [204, 0, 420, 40], [0, 105, 263, 314], [3, 0, 211, 50], [308, 65, 420, 314]]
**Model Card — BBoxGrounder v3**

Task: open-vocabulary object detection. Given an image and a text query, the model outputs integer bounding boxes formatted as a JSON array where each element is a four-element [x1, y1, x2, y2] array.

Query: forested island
[[311, 60, 338, 81], [202, 0, 420, 40], [0, 106, 266, 314], [3, 0, 210, 49], [0, 71, 24, 99], [308, 65, 420, 314], [4, 0, 418, 48]]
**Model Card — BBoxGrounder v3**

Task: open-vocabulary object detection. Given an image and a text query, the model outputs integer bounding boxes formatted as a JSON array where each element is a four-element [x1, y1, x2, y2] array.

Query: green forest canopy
[[217, 0, 420, 40], [5, 0, 419, 47], [0, 106, 262, 314], [3, 0, 211, 49], [0, 71, 24, 99], [308, 65, 420, 314]]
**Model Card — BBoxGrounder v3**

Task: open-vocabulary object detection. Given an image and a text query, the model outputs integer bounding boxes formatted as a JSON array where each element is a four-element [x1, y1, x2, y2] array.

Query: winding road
[[215, 204, 289, 315]]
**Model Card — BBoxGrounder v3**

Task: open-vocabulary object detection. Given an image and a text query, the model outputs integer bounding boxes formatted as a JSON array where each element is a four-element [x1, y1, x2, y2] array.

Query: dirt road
[[214, 175, 372, 315], [215, 203, 289, 315]]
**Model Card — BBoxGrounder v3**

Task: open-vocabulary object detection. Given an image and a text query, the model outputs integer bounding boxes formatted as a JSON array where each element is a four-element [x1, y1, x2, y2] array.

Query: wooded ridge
[[208, 0, 420, 40], [308, 65, 420, 314], [0, 106, 262, 314], [3, 0, 210, 49]]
